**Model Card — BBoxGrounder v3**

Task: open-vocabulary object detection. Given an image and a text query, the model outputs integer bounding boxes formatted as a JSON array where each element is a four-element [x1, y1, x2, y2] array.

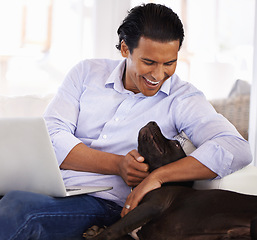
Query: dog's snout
[[146, 121, 157, 127]]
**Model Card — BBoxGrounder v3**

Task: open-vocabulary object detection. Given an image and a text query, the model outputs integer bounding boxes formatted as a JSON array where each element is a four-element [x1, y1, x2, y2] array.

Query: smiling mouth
[[143, 77, 161, 87]]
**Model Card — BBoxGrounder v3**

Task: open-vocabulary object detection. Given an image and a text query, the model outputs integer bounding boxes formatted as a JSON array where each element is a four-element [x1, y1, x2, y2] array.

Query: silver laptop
[[0, 117, 112, 197]]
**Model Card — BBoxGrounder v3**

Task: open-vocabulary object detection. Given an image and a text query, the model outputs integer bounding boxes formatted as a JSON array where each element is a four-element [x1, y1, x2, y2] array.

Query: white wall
[[249, 0, 257, 165]]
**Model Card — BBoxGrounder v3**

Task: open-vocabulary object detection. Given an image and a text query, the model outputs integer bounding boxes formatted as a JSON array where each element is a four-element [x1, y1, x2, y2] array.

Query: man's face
[[121, 37, 180, 96]]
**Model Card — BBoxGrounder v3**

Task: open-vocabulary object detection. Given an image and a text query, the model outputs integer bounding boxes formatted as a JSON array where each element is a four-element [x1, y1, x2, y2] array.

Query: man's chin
[[141, 88, 160, 96]]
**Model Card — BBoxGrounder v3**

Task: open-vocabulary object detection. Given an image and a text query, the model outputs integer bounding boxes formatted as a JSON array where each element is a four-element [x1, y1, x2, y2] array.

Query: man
[[0, 3, 252, 239]]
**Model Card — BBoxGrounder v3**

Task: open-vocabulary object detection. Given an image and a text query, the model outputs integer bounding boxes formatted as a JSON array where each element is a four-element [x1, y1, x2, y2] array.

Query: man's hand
[[118, 150, 149, 187], [121, 173, 162, 217]]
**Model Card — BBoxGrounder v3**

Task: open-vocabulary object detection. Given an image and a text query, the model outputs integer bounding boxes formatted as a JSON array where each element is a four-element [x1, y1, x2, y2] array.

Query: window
[[0, 0, 255, 99]]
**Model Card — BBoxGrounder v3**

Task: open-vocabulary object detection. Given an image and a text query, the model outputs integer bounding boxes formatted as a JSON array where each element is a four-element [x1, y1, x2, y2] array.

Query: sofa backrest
[[0, 94, 54, 117]]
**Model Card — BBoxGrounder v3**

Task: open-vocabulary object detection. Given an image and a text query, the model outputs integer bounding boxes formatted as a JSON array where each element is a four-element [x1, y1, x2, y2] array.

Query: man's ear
[[120, 40, 130, 58]]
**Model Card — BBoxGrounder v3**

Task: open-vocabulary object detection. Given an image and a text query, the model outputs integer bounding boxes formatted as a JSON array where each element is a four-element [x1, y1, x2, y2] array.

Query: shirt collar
[[105, 59, 172, 97], [105, 59, 128, 94], [159, 77, 171, 96]]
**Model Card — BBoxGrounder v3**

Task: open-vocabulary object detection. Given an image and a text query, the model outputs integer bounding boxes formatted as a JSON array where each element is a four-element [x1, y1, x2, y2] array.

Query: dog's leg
[[83, 202, 162, 240], [83, 187, 182, 240], [84, 203, 163, 240]]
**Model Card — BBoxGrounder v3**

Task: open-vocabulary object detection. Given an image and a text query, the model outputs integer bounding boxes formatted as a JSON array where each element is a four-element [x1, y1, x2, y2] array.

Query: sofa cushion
[[210, 95, 250, 140], [194, 165, 257, 196], [210, 79, 250, 140]]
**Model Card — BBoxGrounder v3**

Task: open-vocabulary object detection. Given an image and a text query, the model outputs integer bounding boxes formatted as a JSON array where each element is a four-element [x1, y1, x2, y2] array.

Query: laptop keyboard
[[66, 188, 81, 192]]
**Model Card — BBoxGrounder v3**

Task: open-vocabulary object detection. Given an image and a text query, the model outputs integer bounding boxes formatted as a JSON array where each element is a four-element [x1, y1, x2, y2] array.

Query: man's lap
[[0, 190, 122, 240]]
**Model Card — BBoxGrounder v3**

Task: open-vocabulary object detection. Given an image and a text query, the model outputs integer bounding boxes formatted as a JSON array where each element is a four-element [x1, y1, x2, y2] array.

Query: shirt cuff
[[51, 131, 82, 166], [190, 140, 234, 178]]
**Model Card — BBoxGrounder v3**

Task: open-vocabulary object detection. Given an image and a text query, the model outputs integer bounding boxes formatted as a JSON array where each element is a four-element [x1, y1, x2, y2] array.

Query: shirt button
[[115, 117, 119, 122], [102, 135, 107, 139]]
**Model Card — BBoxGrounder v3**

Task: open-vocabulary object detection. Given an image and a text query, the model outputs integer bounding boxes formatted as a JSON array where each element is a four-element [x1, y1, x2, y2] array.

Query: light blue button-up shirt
[[44, 58, 252, 206]]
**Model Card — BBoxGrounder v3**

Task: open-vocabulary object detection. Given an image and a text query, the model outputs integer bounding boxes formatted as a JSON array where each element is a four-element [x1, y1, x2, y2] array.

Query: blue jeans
[[0, 191, 122, 240]]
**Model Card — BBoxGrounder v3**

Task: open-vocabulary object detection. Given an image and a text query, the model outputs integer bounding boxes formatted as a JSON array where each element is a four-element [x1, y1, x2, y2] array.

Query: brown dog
[[84, 121, 257, 240]]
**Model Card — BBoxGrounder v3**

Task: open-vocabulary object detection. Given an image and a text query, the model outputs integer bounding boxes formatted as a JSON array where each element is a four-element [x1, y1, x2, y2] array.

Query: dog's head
[[138, 121, 186, 172]]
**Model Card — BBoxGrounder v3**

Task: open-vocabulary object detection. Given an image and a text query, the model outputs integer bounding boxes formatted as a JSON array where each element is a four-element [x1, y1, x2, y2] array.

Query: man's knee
[[1, 191, 51, 216]]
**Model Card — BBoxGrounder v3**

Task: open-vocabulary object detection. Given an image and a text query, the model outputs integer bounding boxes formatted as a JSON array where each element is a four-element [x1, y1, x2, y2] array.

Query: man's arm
[[121, 155, 217, 216], [60, 143, 149, 187]]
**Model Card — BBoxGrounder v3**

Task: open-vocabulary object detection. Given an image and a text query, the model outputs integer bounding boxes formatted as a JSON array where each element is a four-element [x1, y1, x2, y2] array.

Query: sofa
[[0, 79, 256, 196], [0, 94, 53, 117]]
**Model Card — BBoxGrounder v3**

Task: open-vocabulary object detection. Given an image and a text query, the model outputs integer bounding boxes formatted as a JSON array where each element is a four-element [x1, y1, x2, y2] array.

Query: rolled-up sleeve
[[44, 62, 84, 165], [190, 137, 252, 178], [173, 90, 252, 178]]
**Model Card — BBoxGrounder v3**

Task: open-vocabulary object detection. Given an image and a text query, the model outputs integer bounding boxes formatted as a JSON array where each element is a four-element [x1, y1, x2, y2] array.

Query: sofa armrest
[[194, 165, 257, 196]]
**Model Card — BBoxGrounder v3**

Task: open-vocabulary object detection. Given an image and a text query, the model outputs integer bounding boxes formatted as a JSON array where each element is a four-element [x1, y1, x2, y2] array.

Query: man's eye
[[164, 62, 174, 66], [143, 61, 154, 65]]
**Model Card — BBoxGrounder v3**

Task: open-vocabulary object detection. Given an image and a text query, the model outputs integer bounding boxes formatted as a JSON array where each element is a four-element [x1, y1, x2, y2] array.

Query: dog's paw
[[83, 225, 106, 239]]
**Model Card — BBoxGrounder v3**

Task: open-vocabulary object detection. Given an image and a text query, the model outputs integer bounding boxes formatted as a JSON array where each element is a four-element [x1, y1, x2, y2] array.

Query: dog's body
[[84, 122, 257, 240]]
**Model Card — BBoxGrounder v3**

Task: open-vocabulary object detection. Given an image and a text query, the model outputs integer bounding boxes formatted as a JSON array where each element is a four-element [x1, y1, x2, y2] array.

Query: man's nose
[[152, 65, 165, 81]]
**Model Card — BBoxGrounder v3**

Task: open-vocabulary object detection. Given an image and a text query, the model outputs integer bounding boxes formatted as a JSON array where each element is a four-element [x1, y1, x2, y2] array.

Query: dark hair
[[116, 3, 184, 53]]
